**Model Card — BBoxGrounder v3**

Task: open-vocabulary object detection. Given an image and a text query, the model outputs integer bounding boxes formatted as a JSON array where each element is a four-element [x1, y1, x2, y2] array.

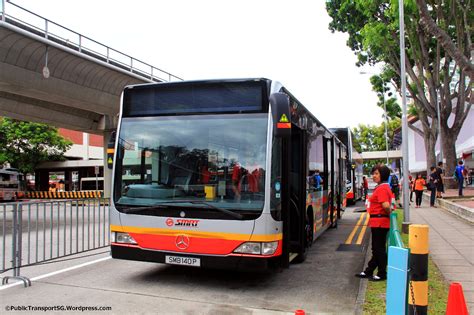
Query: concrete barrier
[[422, 193, 474, 223], [25, 191, 103, 199]]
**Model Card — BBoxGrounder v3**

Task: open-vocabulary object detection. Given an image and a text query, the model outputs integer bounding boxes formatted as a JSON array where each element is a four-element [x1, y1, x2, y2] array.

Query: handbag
[[427, 182, 434, 191]]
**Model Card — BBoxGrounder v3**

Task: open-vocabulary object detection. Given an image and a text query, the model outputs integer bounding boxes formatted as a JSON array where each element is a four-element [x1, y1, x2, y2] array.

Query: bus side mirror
[[107, 131, 116, 169], [270, 93, 291, 138]]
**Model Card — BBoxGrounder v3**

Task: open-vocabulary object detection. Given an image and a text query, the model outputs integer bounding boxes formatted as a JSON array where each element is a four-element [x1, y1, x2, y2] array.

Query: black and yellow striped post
[[408, 224, 429, 315]]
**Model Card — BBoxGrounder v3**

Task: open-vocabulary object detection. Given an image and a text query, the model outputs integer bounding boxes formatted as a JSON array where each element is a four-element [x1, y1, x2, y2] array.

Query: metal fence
[[1, 199, 110, 286]]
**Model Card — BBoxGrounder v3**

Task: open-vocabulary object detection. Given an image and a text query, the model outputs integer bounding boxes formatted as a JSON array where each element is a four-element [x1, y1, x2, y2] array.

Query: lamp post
[[360, 71, 390, 165], [399, 0, 410, 223]]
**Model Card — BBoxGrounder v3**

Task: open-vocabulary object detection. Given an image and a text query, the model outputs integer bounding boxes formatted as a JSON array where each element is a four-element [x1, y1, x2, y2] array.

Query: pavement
[[442, 186, 474, 210], [411, 188, 474, 313], [0, 204, 369, 314]]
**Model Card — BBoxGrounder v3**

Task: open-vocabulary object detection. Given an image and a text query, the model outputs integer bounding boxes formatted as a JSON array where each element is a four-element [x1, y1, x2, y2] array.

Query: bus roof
[[123, 78, 272, 92]]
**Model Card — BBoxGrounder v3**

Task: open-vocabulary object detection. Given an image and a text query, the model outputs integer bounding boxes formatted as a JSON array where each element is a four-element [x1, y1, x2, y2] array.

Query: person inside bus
[[355, 164, 392, 281], [231, 149, 263, 201], [313, 170, 323, 191]]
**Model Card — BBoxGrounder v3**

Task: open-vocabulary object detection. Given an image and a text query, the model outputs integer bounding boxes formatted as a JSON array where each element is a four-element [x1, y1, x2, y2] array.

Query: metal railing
[[1, 199, 110, 287], [0, 0, 182, 82], [388, 212, 404, 248], [386, 211, 409, 315]]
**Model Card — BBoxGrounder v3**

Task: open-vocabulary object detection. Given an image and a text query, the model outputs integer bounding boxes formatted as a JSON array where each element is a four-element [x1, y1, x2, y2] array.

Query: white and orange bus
[[110, 78, 347, 270], [330, 127, 363, 205], [0, 168, 25, 201]]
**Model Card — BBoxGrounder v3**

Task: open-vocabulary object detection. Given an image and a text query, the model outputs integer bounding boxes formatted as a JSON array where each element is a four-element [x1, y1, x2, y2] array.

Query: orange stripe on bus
[[111, 225, 282, 242], [277, 122, 291, 129], [114, 235, 282, 257]]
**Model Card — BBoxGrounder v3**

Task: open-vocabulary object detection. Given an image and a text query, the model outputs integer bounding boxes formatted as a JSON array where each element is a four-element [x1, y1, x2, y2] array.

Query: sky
[[9, 0, 385, 128]]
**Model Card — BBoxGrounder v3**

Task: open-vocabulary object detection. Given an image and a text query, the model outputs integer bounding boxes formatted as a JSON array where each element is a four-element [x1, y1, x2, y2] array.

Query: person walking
[[355, 164, 392, 281], [429, 166, 439, 207], [436, 162, 444, 199], [413, 174, 425, 208], [455, 160, 465, 196], [388, 172, 402, 208], [409, 175, 414, 202], [362, 176, 369, 199]]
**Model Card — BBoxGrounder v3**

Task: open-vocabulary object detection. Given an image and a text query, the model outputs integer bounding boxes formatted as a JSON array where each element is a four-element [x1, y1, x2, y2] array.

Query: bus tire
[[331, 213, 338, 229], [294, 212, 312, 264]]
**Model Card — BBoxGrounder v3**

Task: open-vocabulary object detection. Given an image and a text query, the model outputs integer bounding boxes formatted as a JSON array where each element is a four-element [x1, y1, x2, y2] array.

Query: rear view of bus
[[110, 78, 341, 270]]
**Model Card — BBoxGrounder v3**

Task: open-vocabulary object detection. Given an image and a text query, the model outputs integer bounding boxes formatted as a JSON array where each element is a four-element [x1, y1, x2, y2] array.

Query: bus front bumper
[[111, 244, 279, 271]]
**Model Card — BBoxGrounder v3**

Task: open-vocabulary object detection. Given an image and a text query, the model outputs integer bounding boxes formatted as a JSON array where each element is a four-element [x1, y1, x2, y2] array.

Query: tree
[[352, 119, 401, 173], [416, 0, 473, 80], [0, 118, 73, 174], [326, 0, 472, 182]]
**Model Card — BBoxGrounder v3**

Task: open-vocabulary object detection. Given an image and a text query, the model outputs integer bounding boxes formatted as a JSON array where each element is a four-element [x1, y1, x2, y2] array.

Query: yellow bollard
[[408, 224, 429, 315]]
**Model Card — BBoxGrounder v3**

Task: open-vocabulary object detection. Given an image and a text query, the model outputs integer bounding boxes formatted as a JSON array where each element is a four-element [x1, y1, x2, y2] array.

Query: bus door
[[322, 137, 331, 226], [286, 125, 309, 262], [336, 144, 342, 219], [330, 138, 337, 227]]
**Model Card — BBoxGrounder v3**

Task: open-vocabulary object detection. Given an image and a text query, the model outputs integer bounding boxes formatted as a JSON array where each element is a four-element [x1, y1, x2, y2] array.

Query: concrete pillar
[[98, 114, 118, 199], [36, 169, 49, 191], [103, 130, 113, 199], [65, 171, 71, 191], [83, 133, 90, 160]]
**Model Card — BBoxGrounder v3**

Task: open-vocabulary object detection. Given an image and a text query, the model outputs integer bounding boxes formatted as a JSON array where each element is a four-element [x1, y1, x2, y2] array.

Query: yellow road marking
[[355, 212, 370, 245], [345, 213, 366, 244]]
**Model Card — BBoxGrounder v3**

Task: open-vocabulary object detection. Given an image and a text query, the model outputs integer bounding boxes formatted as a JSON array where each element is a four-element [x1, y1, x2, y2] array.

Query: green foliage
[[352, 119, 400, 172], [0, 118, 73, 174], [327, 0, 473, 177], [352, 119, 401, 152]]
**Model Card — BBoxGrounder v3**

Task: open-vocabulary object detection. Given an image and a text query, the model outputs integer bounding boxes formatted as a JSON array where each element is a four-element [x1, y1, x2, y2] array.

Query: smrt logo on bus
[[176, 219, 199, 227], [165, 218, 200, 227]]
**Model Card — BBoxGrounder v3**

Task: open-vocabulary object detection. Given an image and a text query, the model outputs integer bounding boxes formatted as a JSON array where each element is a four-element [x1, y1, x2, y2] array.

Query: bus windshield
[[113, 113, 268, 218]]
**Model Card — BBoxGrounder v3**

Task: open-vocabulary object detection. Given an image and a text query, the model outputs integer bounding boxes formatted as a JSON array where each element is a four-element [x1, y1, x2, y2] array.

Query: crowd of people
[[407, 160, 470, 208], [355, 159, 470, 283]]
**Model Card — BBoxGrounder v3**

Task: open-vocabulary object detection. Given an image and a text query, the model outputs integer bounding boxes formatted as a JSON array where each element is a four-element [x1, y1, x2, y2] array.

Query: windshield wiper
[[118, 204, 180, 214], [117, 201, 244, 219], [158, 200, 244, 219], [186, 201, 244, 219]]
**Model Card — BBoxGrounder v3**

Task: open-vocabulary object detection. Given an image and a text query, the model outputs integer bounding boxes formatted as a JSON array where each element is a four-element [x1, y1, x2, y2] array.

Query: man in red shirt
[[356, 164, 392, 281]]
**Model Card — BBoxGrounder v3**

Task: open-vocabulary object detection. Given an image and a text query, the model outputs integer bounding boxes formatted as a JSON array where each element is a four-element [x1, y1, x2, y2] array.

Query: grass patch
[[362, 210, 449, 314]]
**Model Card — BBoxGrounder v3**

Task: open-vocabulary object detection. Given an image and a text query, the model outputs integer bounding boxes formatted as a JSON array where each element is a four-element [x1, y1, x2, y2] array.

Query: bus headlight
[[233, 241, 278, 255], [262, 241, 278, 255], [113, 232, 137, 244], [234, 242, 261, 255]]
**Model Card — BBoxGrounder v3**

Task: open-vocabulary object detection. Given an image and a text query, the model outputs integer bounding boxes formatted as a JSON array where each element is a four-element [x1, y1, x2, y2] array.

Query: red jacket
[[367, 183, 392, 228]]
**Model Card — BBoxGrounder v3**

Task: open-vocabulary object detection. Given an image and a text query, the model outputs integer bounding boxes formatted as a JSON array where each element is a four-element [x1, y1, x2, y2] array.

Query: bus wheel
[[294, 217, 312, 263]]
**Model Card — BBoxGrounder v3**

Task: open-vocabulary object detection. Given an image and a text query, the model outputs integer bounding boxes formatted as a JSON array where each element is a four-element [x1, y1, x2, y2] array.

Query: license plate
[[165, 255, 201, 267]]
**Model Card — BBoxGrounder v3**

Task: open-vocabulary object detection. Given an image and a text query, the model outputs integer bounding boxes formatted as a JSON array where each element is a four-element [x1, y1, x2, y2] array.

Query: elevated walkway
[[0, 1, 181, 133], [360, 150, 402, 160]]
